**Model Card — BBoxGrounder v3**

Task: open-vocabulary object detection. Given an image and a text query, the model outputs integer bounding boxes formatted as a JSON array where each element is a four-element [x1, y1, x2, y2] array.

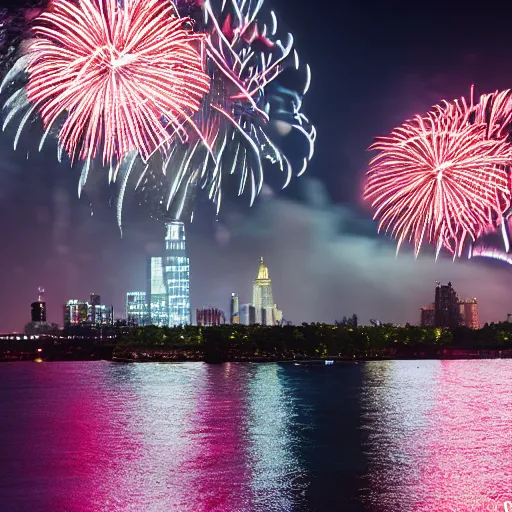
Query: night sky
[[2, 0, 512, 331]]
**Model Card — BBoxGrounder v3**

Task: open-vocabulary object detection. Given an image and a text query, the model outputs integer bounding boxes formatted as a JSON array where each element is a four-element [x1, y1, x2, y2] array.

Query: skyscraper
[[31, 287, 46, 323], [147, 256, 169, 326], [240, 304, 256, 325], [253, 257, 276, 325], [126, 291, 148, 326], [164, 221, 190, 326], [434, 282, 460, 328], [230, 293, 239, 324], [459, 298, 479, 329]]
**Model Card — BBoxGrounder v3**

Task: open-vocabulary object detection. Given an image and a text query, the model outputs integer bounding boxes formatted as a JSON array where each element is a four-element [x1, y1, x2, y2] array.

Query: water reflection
[[2, 360, 512, 511], [247, 364, 307, 511], [361, 360, 512, 512]]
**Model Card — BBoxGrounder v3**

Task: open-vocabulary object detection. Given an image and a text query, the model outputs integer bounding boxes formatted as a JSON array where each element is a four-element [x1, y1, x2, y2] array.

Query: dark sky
[[2, 0, 512, 331]]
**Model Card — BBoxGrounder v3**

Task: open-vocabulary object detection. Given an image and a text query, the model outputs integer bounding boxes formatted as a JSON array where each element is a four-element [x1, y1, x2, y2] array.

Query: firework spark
[[15, 0, 211, 166], [364, 99, 512, 258], [0, 0, 314, 229], [125, 0, 315, 224]]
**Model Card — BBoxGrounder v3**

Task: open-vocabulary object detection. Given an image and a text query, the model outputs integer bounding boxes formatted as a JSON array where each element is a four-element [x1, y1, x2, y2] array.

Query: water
[[0, 360, 511, 511]]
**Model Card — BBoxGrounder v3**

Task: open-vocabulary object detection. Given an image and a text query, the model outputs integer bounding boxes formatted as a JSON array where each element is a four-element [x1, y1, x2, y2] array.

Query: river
[[0, 360, 511, 511]]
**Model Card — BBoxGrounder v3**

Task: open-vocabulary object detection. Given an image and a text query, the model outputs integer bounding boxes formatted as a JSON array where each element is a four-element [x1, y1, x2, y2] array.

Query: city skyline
[[4, 1, 512, 330]]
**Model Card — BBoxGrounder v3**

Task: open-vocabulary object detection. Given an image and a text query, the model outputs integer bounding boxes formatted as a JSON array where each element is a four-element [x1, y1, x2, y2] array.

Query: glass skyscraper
[[126, 291, 148, 326], [147, 256, 169, 327], [164, 221, 191, 326]]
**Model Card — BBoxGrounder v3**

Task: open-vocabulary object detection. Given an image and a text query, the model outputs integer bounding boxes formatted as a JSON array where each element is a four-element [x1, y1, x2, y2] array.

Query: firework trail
[[123, 0, 315, 225], [364, 98, 512, 258], [0, 0, 315, 230]]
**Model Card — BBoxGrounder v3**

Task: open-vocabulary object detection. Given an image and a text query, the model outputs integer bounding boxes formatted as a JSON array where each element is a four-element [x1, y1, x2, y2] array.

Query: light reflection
[[361, 360, 512, 511], [247, 364, 308, 511], [361, 360, 442, 510]]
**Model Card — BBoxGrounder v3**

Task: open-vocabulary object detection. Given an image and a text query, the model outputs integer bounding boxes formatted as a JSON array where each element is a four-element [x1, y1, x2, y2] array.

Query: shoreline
[[3, 352, 512, 363]]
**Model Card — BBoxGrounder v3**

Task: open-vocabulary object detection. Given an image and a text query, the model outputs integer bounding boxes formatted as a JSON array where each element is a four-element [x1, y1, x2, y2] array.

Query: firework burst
[[0, 0, 314, 229], [125, 0, 315, 224], [364, 99, 512, 258], [23, 0, 210, 166]]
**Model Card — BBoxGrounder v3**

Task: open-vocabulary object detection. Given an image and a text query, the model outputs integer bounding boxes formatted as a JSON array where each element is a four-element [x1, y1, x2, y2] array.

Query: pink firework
[[25, 0, 211, 165], [364, 100, 512, 257]]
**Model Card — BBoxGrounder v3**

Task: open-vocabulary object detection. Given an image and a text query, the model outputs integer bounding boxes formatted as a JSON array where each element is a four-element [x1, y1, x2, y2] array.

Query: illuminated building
[[420, 303, 435, 327], [253, 257, 274, 325], [164, 221, 191, 326], [64, 300, 89, 326], [252, 257, 283, 325], [147, 256, 169, 327], [89, 293, 101, 325], [434, 282, 460, 328], [459, 299, 479, 329], [126, 292, 148, 326], [63, 298, 113, 326], [90, 304, 114, 325], [30, 287, 46, 323], [196, 307, 225, 326], [240, 304, 256, 325], [230, 293, 239, 324]]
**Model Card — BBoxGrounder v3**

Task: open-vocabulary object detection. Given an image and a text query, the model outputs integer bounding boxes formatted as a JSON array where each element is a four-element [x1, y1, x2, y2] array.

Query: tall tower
[[253, 257, 274, 325], [230, 293, 239, 324], [31, 287, 46, 323], [164, 221, 191, 326]]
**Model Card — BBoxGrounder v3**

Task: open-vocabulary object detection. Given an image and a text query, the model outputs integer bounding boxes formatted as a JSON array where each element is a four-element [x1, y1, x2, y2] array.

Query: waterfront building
[[253, 257, 275, 325], [230, 293, 239, 324], [147, 256, 169, 327], [459, 298, 479, 329], [164, 221, 191, 326], [420, 303, 435, 327], [89, 293, 101, 325], [196, 307, 225, 326], [31, 287, 46, 323], [434, 282, 460, 328], [63, 299, 113, 326], [64, 300, 89, 326], [126, 292, 148, 326], [25, 287, 59, 335], [240, 304, 256, 325]]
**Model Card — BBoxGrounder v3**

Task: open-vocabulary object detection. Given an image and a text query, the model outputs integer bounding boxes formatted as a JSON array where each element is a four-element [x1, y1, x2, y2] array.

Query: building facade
[[420, 303, 435, 326], [147, 256, 169, 327], [126, 291, 148, 326], [230, 293, 239, 324], [252, 257, 283, 325], [434, 282, 460, 328], [164, 221, 191, 326], [459, 299, 479, 329], [240, 304, 256, 325], [196, 307, 225, 326], [31, 300, 46, 323], [64, 300, 89, 325], [63, 299, 113, 326], [253, 257, 274, 325]]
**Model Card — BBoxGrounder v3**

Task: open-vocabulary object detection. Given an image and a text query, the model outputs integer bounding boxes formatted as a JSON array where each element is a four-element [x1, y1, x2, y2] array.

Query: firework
[[120, 0, 315, 225], [25, 0, 210, 167], [364, 99, 512, 258], [0, 0, 314, 229]]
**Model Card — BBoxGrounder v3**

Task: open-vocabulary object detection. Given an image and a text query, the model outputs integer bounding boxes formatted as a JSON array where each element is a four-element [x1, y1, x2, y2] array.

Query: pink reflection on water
[[362, 360, 512, 512], [182, 363, 252, 512], [6, 363, 145, 511], [413, 360, 512, 512]]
